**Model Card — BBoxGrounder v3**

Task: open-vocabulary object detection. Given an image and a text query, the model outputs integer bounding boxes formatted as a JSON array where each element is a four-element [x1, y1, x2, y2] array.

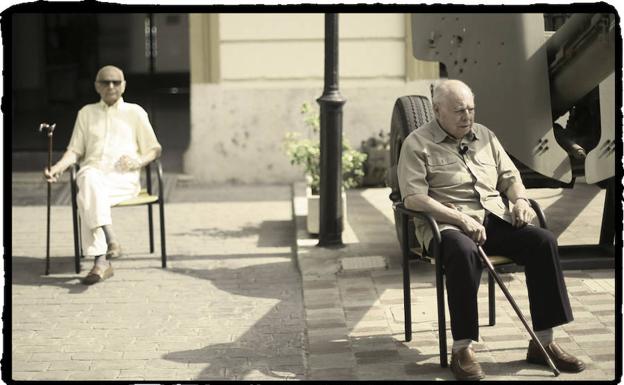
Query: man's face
[[94, 68, 126, 106], [434, 87, 475, 139]]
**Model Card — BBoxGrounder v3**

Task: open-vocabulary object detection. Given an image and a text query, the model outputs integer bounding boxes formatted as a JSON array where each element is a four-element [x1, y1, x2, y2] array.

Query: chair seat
[[489, 255, 513, 265], [113, 190, 159, 207], [422, 253, 513, 266]]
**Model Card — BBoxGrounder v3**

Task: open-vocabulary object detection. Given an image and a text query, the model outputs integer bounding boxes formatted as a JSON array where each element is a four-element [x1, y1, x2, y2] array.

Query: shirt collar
[[431, 119, 478, 143], [99, 97, 124, 110]]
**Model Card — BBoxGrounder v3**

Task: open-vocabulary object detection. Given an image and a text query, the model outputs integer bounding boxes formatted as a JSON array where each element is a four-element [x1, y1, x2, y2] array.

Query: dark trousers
[[433, 214, 574, 342]]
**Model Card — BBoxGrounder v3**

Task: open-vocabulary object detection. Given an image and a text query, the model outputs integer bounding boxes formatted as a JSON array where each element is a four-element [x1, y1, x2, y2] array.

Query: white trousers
[[77, 166, 140, 257]]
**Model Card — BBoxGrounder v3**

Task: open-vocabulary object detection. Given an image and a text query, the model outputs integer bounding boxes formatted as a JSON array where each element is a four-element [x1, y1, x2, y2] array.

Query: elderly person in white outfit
[[44, 65, 162, 285]]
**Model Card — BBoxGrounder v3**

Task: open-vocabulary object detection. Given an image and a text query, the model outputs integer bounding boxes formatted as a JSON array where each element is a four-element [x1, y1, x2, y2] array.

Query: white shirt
[[67, 97, 162, 172]]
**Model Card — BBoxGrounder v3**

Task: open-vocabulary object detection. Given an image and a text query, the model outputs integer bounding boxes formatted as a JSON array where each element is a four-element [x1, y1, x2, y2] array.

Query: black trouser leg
[[436, 229, 483, 341], [483, 215, 574, 331]]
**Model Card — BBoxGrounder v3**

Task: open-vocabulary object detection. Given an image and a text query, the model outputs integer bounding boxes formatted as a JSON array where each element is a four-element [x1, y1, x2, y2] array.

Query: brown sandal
[[82, 263, 114, 285]]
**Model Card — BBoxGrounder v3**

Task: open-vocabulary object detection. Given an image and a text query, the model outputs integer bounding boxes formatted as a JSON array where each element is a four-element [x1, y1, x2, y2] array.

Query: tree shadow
[[169, 220, 292, 248], [161, 259, 305, 380]]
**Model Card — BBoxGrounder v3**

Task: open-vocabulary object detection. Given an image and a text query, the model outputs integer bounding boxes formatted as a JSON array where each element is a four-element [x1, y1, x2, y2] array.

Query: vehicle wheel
[[388, 95, 434, 257]]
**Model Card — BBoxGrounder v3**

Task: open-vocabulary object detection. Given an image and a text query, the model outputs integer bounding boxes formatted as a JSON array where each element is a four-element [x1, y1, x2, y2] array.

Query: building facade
[[10, 12, 438, 183], [186, 13, 438, 184]]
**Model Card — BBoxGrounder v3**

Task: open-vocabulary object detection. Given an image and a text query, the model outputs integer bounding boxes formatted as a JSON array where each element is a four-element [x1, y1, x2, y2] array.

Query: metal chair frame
[[392, 199, 547, 367], [70, 160, 167, 273]]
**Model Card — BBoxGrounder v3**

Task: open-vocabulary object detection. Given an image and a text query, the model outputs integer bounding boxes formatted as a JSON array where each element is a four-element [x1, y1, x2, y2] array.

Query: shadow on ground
[[11, 255, 89, 294], [162, 259, 305, 380]]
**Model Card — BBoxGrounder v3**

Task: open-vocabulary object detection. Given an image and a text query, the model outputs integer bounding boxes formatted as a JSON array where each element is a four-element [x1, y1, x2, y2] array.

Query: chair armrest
[[70, 164, 78, 182], [70, 164, 79, 208], [528, 198, 548, 229], [145, 159, 164, 201], [392, 202, 442, 247]]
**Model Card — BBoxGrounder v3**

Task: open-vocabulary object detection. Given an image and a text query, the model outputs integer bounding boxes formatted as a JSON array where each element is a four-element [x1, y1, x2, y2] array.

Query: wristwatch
[[515, 197, 530, 205]]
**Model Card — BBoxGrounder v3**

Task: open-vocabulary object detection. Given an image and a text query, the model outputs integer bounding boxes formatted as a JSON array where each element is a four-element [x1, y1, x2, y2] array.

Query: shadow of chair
[[70, 160, 167, 273], [391, 197, 548, 368]]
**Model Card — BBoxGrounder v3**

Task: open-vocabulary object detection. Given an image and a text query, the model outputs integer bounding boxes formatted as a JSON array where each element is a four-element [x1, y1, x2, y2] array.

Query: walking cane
[[39, 123, 56, 275], [476, 245, 560, 377]]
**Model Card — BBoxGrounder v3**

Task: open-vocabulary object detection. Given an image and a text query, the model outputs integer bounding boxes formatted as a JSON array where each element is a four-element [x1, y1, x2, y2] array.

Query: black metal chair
[[70, 160, 167, 273], [391, 196, 548, 368]]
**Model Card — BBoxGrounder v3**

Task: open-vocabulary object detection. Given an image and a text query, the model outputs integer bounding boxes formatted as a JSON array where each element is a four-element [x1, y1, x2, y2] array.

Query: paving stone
[[10, 361, 51, 372], [29, 371, 74, 381], [306, 319, 346, 329], [354, 349, 400, 365], [308, 367, 350, 379], [308, 352, 356, 369], [11, 372, 36, 381], [10, 181, 617, 381], [29, 352, 73, 362], [308, 340, 352, 354], [48, 360, 92, 371]]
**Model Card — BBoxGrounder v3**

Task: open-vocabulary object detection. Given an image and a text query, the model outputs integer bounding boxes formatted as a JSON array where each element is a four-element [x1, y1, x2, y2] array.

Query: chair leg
[[400, 214, 412, 341], [403, 254, 412, 342], [159, 201, 167, 268], [148, 204, 155, 253], [78, 217, 85, 260], [72, 207, 81, 274], [436, 263, 448, 368], [488, 271, 496, 326]]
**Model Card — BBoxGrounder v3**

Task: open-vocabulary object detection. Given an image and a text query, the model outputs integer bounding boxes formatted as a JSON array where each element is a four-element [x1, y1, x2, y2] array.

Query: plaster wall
[[185, 81, 433, 184], [186, 13, 438, 183]]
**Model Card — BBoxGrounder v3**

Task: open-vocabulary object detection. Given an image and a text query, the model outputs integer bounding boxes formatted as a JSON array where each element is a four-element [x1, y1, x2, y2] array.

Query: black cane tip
[[553, 369, 561, 377]]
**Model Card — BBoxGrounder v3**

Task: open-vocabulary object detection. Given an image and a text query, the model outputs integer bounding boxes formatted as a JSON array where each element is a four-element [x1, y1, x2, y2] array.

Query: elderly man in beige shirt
[[44, 65, 161, 285], [398, 79, 584, 380]]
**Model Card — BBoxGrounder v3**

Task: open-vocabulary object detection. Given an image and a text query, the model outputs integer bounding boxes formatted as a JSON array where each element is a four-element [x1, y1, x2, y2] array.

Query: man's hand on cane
[[44, 165, 63, 183], [444, 202, 487, 246], [43, 150, 79, 184]]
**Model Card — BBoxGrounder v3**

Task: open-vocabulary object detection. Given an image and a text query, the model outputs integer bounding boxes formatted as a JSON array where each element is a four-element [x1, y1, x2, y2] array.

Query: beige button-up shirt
[[397, 119, 522, 250]]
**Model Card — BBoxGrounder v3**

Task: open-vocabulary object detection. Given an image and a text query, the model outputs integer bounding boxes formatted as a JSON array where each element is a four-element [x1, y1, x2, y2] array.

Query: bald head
[[431, 79, 474, 107], [431, 79, 475, 139], [94, 65, 126, 106], [95, 65, 125, 82]]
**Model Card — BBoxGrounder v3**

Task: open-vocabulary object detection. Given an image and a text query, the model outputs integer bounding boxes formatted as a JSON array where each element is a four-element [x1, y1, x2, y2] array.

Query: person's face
[[434, 87, 475, 139], [94, 68, 126, 106]]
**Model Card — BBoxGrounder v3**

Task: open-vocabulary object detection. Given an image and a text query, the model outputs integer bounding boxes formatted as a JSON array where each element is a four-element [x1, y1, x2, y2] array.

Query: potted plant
[[360, 130, 390, 187], [284, 102, 367, 234]]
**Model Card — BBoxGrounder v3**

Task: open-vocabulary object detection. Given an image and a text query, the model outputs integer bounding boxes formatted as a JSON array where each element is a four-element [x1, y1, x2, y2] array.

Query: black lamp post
[[317, 13, 345, 247]]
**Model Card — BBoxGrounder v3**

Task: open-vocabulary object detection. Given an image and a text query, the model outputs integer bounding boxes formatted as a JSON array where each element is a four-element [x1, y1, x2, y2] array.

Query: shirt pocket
[[475, 153, 498, 187], [426, 154, 470, 187]]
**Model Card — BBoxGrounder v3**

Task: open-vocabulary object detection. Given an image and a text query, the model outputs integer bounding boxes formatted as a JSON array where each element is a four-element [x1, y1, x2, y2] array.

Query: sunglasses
[[97, 80, 123, 86]]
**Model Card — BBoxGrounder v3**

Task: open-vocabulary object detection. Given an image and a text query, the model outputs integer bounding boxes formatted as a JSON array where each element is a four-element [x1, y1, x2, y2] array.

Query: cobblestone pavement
[[294, 182, 618, 381], [9, 182, 305, 381], [7, 175, 619, 382]]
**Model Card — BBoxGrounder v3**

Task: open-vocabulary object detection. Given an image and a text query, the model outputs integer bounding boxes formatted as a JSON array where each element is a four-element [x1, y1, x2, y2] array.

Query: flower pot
[[306, 187, 347, 235]]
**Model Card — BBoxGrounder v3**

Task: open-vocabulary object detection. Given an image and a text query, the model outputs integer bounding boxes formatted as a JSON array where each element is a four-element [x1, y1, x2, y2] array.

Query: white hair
[[431, 79, 474, 106]]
